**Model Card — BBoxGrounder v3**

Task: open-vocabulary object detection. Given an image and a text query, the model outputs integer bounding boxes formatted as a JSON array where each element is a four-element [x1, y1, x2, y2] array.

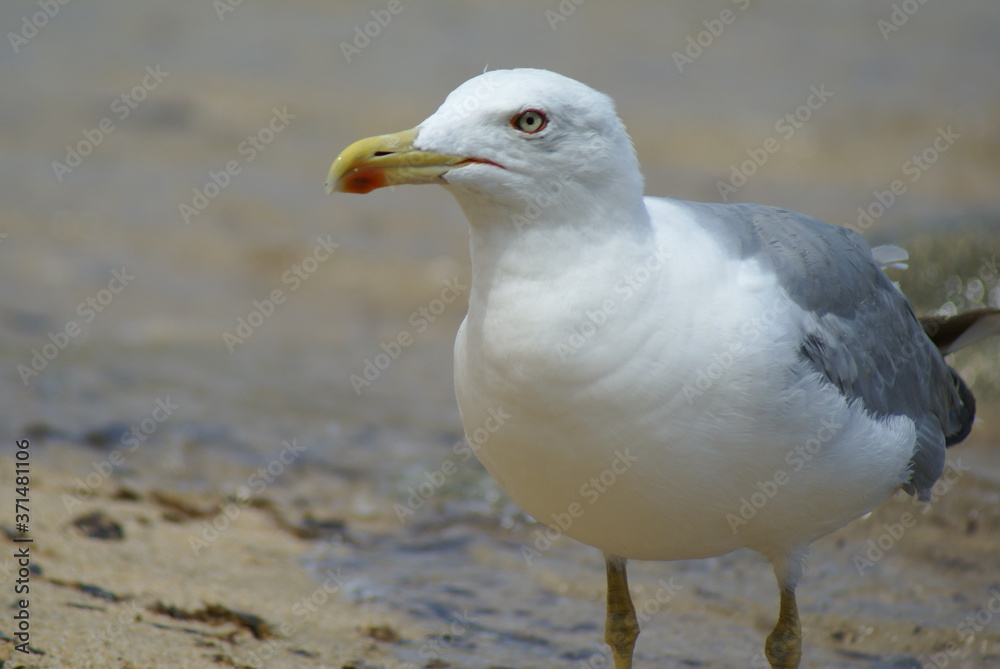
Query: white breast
[[454, 199, 915, 561]]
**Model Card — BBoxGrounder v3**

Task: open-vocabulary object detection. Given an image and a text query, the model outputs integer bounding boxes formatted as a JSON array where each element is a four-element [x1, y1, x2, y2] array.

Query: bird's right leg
[[605, 553, 639, 669], [765, 585, 802, 669], [765, 550, 806, 669]]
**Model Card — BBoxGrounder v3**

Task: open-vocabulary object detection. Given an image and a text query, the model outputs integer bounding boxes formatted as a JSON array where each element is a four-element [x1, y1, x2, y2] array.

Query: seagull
[[326, 68, 999, 668]]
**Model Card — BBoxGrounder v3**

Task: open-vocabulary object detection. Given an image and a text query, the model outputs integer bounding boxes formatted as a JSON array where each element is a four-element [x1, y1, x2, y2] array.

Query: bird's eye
[[512, 109, 548, 134]]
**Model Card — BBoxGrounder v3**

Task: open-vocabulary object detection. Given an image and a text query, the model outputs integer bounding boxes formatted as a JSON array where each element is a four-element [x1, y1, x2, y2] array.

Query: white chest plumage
[[454, 200, 914, 562]]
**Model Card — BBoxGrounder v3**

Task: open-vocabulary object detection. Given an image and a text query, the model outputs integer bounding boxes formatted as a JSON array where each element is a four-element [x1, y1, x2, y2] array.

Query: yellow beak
[[326, 128, 471, 194]]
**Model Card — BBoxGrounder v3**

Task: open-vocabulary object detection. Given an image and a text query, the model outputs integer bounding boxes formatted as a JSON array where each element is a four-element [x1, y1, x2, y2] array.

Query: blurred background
[[1, 1, 999, 667]]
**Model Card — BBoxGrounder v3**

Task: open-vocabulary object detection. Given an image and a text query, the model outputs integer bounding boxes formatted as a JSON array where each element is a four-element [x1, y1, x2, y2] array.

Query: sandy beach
[[3, 429, 1000, 668]]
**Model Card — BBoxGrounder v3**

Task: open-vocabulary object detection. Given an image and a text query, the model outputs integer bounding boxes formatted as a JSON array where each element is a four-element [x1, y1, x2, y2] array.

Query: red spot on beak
[[341, 167, 389, 194]]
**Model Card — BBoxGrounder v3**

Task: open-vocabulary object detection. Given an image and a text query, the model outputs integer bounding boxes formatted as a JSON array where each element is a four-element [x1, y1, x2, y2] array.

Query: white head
[[328, 69, 647, 232]]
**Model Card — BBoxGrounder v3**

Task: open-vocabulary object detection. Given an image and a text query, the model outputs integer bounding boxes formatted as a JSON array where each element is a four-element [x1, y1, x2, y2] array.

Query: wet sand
[[2, 0, 1000, 667], [3, 429, 1000, 668]]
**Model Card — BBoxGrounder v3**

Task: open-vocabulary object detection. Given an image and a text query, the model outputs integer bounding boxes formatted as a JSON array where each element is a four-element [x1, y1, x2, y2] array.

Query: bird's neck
[[453, 190, 666, 404], [452, 189, 654, 317], [453, 184, 651, 281]]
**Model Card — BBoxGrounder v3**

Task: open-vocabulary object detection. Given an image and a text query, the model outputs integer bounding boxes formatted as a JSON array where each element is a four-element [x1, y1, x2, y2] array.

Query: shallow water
[[3, 0, 1000, 666]]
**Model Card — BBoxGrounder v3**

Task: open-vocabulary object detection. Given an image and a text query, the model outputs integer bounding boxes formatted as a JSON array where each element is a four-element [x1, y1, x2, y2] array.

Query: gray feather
[[670, 199, 974, 500]]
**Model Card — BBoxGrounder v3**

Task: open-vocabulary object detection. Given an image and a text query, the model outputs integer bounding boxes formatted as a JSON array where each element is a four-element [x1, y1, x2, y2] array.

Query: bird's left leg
[[604, 553, 639, 669], [765, 550, 805, 669], [765, 585, 802, 669]]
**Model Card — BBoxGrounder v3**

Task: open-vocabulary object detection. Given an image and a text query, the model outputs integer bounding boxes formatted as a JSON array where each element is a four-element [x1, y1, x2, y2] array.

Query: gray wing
[[677, 199, 974, 500]]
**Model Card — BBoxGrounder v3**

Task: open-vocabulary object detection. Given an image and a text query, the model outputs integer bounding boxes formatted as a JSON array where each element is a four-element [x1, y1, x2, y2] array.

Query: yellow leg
[[605, 555, 639, 669], [765, 586, 802, 669]]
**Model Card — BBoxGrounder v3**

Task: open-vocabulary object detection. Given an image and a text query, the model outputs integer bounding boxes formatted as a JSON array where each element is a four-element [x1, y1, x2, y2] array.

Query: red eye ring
[[512, 109, 548, 134]]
